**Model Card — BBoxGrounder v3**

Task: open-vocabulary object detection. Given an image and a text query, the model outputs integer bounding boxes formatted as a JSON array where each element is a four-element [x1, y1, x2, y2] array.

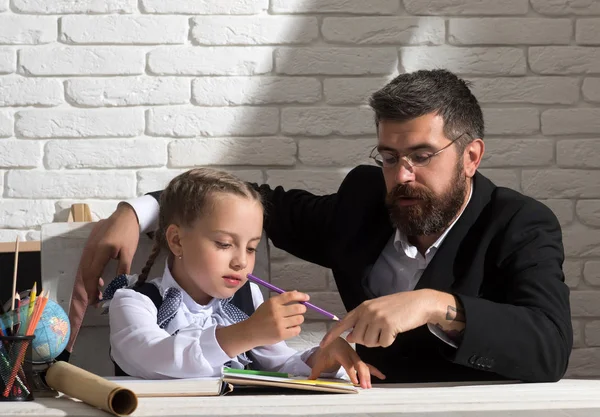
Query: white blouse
[[108, 262, 347, 380]]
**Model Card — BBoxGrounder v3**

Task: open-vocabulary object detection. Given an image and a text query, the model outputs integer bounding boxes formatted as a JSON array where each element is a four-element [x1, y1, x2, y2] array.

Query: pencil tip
[[332, 315, 339, 321]]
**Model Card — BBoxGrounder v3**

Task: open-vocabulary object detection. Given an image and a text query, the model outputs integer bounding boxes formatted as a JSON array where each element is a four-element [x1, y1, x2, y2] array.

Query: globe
[[30, 298, 70, 363], [2, 293, 71, 364]]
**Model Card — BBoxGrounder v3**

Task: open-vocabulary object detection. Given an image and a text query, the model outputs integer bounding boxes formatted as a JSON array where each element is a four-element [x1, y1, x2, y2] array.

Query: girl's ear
[[165, 224, 183, 258]]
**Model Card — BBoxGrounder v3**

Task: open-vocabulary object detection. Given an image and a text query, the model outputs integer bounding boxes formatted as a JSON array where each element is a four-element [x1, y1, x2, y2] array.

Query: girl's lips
[[223, 275, 241, 281], [223, 276, 242, 286]]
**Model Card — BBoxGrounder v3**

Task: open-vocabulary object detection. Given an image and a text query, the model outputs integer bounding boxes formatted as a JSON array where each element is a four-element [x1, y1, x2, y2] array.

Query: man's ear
[[464, 139, 484, 178], [165, 224, 183, 258]]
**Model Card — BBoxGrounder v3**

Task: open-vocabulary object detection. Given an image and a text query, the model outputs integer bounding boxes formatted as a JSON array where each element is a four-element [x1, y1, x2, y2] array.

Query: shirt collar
[[158, 261, 219, 313], [394, 179, 474, 258]]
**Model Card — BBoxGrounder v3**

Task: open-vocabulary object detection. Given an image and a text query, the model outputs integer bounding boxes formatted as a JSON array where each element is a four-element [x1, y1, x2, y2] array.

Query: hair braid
[[136, 232, 163, 286]]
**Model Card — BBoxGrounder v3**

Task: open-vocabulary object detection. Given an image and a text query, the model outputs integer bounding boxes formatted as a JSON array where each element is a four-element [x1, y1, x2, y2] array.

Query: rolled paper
[[45, 361, 137, 416]]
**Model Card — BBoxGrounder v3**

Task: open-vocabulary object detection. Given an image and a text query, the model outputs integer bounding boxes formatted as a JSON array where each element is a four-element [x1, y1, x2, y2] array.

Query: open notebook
[[109, 373, 359, 396]]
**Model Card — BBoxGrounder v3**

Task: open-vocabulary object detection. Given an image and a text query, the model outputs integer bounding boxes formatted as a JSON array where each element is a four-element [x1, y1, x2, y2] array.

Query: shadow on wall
[[152, 1, 402, 196]]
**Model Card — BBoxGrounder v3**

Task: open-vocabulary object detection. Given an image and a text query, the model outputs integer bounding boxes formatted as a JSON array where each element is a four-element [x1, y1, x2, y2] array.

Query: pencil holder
[[0, 335, 35, 401]]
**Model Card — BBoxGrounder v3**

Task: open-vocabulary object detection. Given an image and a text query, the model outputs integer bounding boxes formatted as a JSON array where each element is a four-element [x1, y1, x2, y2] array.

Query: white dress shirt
[[109, 262, 347, 380]]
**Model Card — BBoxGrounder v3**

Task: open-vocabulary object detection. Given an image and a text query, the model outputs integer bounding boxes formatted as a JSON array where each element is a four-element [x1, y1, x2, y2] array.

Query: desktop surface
[[2, 379, 599, 417]]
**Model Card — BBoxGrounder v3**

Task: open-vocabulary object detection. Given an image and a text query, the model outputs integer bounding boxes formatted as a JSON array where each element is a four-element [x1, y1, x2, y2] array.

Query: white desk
[[2, 379, 600, 416]]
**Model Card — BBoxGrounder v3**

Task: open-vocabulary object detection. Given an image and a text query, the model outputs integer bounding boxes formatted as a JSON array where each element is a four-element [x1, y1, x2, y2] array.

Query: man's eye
[[381, 153, 398, 165], [411, 153, 432, 164], [216, 242, 232, 249]]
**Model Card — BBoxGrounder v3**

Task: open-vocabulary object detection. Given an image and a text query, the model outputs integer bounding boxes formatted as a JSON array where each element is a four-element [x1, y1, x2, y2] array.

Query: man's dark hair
[[369, 69, 484, 150]]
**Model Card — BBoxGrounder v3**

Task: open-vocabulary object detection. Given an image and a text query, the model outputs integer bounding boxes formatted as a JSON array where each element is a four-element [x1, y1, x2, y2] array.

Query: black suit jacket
[[150, 166, 572, 383], [254, 166, 572, 383]]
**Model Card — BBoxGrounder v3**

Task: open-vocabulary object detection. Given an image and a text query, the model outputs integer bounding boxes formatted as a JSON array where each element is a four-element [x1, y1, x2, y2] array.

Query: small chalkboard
[[0, 241, 42, 310]]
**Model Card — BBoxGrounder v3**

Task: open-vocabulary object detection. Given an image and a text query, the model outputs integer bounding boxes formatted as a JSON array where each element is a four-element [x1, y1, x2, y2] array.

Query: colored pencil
[[10, 237, 19, 312], [27, 283, 37, 320], [2, 290, 49, 396], [247, 273, 339, 321]]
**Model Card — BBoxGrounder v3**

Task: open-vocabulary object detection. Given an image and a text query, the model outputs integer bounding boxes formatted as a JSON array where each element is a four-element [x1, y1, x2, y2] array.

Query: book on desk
[[108, 371, 358, 396]]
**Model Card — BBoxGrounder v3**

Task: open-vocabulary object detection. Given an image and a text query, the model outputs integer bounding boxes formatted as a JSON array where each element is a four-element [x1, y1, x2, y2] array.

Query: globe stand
[[29, 362, 58, 397]]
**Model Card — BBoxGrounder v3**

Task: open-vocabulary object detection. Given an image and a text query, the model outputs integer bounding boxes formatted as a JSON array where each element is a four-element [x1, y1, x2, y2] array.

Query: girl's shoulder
[[102, 274, 164, 311]]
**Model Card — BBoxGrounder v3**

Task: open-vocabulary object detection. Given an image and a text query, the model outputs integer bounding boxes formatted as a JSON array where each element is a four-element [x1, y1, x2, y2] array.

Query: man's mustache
[[388, 184, 431, 201]]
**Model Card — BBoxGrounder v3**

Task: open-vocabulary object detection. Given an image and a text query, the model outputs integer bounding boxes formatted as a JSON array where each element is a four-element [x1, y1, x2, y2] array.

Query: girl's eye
[[247, 247, 257, 254], [216, 242, 232, 249]]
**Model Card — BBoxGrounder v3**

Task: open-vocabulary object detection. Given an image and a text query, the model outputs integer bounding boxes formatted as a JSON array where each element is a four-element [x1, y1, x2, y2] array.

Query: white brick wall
[[1, 0, 599, 378]]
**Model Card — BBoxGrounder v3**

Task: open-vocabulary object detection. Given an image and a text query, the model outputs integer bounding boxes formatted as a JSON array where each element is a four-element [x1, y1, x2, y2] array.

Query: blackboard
[[0, 242, 42, 311]]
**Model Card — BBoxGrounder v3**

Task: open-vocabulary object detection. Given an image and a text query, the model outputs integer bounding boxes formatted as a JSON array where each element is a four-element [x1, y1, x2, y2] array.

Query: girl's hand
[[246, 290, 309, 346], [216, 291, 309, 358], [306, 337, 385, 389]]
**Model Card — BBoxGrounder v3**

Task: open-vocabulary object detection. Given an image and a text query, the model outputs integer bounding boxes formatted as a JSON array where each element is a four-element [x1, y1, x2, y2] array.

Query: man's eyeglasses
[[369, 133, 467, 169]]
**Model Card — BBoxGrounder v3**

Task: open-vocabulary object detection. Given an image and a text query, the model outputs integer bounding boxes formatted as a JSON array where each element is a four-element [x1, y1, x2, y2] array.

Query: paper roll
[[45, 361, 138, 416]]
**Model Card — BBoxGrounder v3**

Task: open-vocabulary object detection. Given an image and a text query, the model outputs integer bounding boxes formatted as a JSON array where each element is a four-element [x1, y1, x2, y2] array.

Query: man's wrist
[[421, 289, 448, 324], [423, 290, 466, 346], [116, 202, 140, 226]]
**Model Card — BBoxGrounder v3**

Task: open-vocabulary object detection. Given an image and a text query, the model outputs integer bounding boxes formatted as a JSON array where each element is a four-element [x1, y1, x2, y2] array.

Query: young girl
[[104, 168, 382, 388]]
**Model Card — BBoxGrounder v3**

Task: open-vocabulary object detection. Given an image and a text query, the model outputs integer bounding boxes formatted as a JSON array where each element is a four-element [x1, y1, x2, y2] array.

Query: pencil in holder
[[0, 335, 34, 401]]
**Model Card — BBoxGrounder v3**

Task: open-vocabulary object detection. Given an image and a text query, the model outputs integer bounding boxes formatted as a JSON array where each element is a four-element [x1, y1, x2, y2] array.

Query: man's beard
[[385, 164, 468, 237]]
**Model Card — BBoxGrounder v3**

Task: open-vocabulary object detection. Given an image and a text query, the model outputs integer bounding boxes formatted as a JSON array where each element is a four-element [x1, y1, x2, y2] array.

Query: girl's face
[[167, 193, 264, 305]]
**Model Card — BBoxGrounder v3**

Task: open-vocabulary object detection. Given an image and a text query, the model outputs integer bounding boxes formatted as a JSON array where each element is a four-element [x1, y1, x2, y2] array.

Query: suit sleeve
[[450, 200, 573, 382], [254, 183, 339, 269], [148, 185, 339, 268]]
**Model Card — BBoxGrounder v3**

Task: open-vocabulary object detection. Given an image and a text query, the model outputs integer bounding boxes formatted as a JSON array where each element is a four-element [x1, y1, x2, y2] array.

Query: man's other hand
[[80, 203, 140, 304]]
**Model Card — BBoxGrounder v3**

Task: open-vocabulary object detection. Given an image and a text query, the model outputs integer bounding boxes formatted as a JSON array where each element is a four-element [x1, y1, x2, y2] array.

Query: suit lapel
[[340, 173, 394, 309], [415, 172, 495, 292], [358, 218, 394, 303]]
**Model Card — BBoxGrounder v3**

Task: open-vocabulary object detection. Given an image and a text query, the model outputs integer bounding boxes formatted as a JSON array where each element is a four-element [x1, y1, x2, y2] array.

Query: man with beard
[[76, 69, 572, 384]]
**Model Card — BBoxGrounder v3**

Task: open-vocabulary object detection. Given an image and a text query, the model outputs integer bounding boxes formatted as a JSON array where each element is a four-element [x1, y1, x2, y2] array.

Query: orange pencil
[[3, 290, 49, 396]]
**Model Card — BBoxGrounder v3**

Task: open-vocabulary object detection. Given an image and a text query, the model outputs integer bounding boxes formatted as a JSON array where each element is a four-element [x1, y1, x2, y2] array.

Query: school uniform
[[105, 262, 347, 380]]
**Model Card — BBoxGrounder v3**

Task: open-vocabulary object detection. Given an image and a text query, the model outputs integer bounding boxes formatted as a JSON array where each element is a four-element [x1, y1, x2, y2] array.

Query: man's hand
[[306, 337, 385, 389], [67, 203, 141, 354], [320, 289, 441, 349], [79, 203, 141, 304]]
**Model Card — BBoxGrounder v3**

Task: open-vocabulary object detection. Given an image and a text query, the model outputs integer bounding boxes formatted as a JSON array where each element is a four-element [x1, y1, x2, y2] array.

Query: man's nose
[[394, 159, 415, 184]]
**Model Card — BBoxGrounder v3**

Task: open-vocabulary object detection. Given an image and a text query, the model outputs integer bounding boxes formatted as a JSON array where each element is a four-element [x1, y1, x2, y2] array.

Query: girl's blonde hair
[[136, 168, 263, 286]]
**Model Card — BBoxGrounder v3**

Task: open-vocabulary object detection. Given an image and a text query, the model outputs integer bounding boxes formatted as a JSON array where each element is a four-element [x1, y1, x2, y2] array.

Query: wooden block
[[67, 204, 93, 223]]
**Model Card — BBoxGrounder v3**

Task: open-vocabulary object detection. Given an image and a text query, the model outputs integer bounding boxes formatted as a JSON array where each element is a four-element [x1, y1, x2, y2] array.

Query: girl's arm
[[109, 289, 233, 379]]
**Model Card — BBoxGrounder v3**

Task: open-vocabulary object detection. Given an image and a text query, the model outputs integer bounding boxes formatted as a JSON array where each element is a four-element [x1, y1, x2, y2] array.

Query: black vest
[[113, 281, 256, 376]]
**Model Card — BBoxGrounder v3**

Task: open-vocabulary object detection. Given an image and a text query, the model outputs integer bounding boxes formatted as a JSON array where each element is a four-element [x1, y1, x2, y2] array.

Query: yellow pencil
[[27, 282, 37, 320]]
